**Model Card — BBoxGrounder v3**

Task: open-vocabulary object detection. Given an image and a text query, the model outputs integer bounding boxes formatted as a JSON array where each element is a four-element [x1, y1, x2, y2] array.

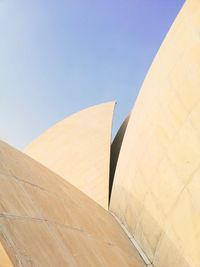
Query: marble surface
[[25, 102, 115, 209], [0, 141, 145, 267], [110, 1, 200, 266]]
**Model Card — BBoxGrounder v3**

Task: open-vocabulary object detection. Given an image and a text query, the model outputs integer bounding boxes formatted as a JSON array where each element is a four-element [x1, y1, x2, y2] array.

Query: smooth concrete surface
[[0, 140, 146, 267], [25, 102, 115, 209], [110, 1, 200, 266]]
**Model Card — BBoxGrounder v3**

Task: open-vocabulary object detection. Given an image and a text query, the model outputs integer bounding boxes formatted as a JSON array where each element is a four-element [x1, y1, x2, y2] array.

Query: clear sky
[[0, 0, 184, 149]]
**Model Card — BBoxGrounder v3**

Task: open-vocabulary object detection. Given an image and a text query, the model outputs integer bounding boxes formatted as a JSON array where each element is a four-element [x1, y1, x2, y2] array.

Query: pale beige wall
[[0, 242, 13, 267], [25, 102, 115, 209], [110, 1, 200, 266], [0, 140, 145, 267]]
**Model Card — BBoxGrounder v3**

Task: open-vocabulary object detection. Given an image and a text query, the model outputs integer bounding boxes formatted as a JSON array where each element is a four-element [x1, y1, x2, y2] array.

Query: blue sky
[[0, 0, 184, 149]]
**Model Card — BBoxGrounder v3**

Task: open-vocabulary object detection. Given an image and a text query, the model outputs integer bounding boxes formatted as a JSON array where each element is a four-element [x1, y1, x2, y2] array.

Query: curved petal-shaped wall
[[110, 1, 200, 266], [25, 102, 115, 209], [0, 141, 145, 267]]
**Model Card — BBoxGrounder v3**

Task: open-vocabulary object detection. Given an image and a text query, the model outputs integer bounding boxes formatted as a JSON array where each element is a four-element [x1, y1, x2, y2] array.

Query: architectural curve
[[0, 140, 145, 267], [109, 115, 130, 203], [110, 1, 200, 266], [25, 102, 115, 209]]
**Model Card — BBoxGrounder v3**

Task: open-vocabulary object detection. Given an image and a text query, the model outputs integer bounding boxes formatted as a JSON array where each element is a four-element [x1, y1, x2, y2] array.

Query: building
[[1, 1, 200, 266]]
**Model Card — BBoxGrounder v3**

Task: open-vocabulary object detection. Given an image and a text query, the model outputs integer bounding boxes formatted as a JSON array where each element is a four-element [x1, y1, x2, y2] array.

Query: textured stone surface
[[110, 1, 200, 266], [25, 102, 115, 209], [0, 141, 145, 267]]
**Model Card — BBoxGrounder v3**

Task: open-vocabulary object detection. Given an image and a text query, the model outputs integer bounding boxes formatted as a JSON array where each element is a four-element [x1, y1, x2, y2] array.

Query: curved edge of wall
[[109, 115, 130, 203], [110, 1, 200, 266], [24, 102, 116, 209]]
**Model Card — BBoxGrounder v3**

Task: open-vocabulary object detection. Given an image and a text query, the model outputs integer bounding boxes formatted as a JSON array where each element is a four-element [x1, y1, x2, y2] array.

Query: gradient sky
[[1, 0, 184, 149]]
